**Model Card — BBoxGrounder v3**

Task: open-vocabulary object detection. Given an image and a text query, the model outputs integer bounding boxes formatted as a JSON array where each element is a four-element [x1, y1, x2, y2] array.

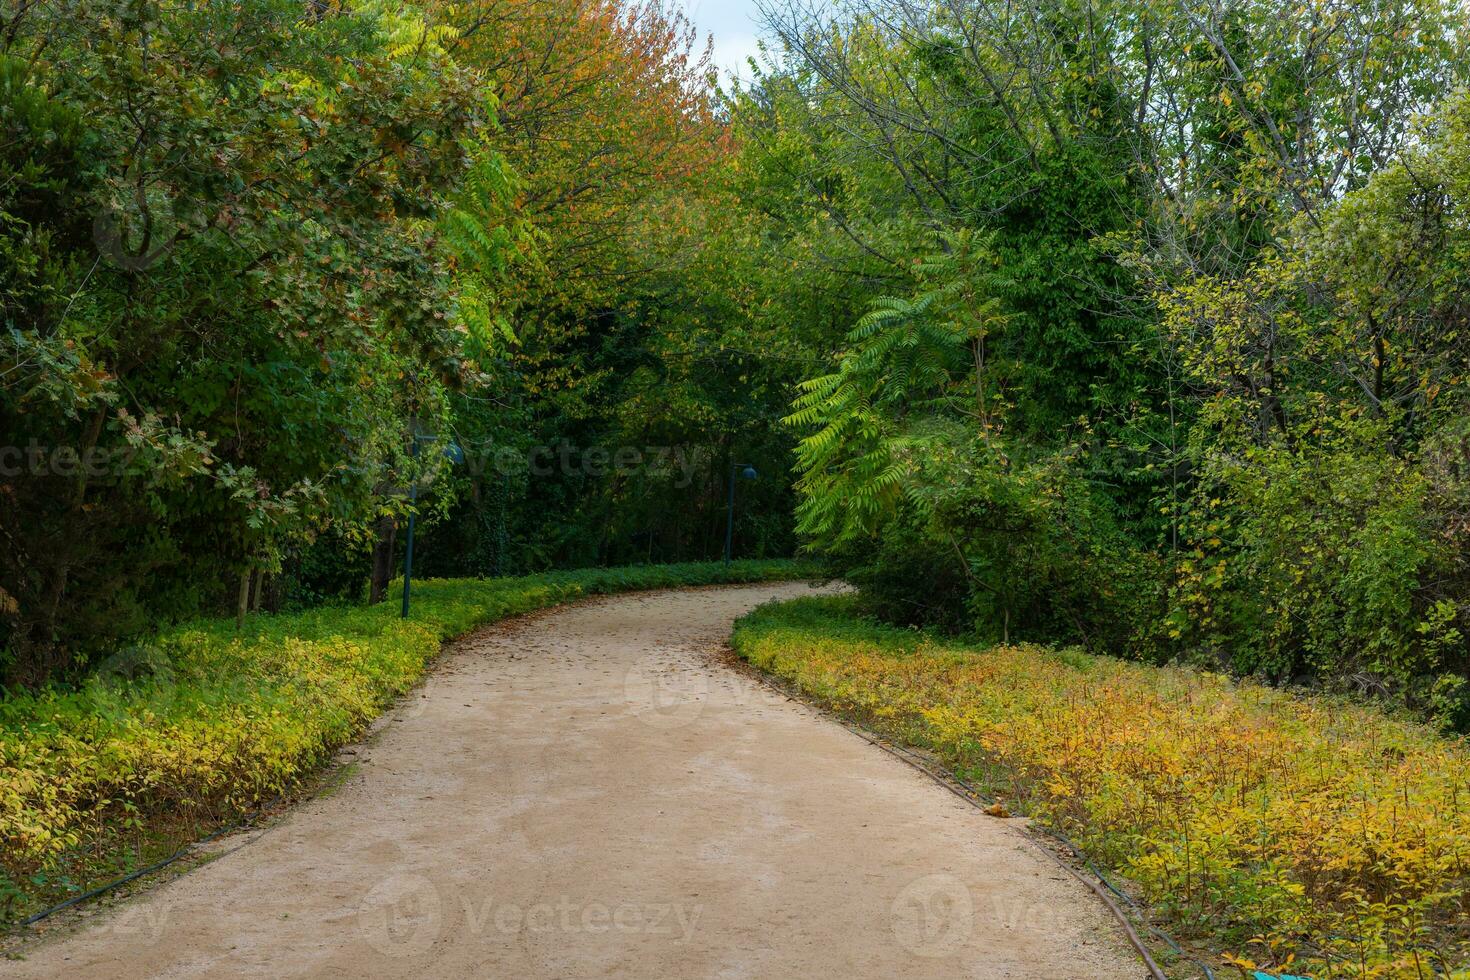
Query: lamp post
[[401, 434, 464, 619], [724, 462, 758, 565]]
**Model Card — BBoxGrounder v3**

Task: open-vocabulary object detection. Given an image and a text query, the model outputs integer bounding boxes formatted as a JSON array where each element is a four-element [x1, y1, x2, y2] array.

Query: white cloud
[[682, 0, 767, 82], [711, 31, 763, 82]]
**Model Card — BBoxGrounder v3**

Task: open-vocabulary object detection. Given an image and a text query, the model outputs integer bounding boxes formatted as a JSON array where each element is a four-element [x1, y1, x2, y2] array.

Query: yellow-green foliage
[[733, 596, 1470, 979], [0, 561, 807, 921]]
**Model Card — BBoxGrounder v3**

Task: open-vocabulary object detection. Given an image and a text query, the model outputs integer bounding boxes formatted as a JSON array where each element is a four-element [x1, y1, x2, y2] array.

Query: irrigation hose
[[17, 794, 284, 929], [1035, 847, 1170, 980]]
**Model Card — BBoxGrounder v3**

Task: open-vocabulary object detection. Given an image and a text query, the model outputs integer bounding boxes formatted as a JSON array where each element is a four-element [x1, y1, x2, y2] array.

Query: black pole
[[401, 439, 419, 618], [723, 464, 737, 565], [400, 486, 417, 618]]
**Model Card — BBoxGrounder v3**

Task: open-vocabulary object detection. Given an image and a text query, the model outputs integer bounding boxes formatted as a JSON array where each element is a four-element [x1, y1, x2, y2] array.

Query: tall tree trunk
[[370, 515, 397, 604], [236, 568, 251, 632]]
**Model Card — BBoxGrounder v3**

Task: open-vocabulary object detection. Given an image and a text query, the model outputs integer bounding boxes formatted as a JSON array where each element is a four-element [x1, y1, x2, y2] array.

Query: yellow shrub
[[734, 596, 1470, 978]]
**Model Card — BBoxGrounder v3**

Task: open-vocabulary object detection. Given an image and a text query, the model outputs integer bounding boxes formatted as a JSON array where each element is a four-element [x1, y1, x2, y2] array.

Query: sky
[[681, 0, 769, 83]]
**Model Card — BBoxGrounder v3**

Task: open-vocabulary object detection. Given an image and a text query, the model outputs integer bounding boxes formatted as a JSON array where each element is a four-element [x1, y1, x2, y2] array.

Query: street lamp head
[[741, 465, 758, 481]]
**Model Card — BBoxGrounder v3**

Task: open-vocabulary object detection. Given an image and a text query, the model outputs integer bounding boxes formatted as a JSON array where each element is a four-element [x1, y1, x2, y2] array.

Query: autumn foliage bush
[[734, 595, 1470, 978], [0, 561, 808, 922]]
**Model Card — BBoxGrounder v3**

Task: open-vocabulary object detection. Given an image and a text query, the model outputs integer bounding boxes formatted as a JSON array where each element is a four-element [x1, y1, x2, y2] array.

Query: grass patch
[[316, 762, 361, 800], [732, 595, 1470, 979], [0, 560, 812, 924]]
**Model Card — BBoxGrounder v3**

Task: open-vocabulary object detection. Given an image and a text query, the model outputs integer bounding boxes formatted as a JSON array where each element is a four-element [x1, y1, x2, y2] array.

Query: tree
[[0, 0, 496, 682]]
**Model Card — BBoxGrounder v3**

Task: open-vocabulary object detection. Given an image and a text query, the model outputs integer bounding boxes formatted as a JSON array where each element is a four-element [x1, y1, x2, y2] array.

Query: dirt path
[[10, 583, 1144, 979]]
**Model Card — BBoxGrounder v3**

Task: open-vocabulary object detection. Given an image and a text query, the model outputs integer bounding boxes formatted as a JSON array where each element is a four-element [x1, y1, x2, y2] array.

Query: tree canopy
[[2, 0, 1469, 743]]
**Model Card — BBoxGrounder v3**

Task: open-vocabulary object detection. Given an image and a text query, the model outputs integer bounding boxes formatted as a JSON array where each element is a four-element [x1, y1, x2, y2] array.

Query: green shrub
[[833, 443, 1164, 652], [1165, 418, 1470, 719]]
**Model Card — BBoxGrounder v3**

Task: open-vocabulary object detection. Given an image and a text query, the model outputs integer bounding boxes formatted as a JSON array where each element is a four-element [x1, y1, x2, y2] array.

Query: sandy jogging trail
[[9, 583, 1144, 978]]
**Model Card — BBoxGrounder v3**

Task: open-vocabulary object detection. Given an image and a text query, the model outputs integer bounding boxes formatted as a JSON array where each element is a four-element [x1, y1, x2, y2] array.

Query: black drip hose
[[17, 794, 284, 929]]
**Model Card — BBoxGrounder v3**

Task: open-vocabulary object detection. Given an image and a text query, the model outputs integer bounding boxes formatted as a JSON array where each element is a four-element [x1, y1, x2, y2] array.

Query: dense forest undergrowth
[[2, 0, 1470, 974]]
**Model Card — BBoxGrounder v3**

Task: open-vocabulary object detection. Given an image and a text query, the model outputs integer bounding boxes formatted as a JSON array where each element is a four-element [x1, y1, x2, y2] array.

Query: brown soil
[[7, 583, 1145, 978]]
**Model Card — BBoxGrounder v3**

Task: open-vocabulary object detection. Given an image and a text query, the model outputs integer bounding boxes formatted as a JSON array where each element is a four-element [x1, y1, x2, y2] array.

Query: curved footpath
[[10, 583, 1144, 978]]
